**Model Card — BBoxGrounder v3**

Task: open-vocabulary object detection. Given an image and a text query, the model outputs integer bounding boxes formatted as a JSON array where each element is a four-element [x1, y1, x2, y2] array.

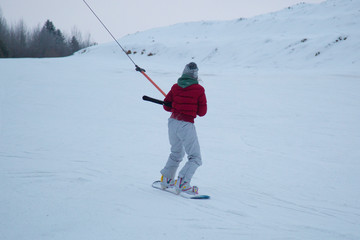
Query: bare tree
[[71, 26, 96, 51], [8, 19, 28, 57]]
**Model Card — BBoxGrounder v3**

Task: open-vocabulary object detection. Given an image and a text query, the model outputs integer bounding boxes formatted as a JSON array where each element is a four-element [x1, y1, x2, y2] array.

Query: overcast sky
[[1, 0, 324, 43]]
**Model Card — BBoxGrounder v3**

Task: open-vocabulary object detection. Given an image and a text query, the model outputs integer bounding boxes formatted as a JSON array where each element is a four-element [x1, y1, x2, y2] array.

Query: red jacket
[[163, 83, 207, 123]]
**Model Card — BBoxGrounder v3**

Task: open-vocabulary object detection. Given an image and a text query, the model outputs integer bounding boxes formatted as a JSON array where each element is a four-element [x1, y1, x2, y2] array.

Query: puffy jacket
[[163, 75, 207, 123]]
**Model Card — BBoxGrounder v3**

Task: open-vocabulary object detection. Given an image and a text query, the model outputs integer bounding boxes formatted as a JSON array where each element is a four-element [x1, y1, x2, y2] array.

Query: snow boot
[[160, 175, 175, 189], [175, 177, 199, 195]]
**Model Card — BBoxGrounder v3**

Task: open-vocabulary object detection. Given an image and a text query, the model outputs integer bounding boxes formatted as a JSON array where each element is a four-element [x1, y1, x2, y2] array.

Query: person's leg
[[177, 122, 202, 184], [160, 118, 185, 179]]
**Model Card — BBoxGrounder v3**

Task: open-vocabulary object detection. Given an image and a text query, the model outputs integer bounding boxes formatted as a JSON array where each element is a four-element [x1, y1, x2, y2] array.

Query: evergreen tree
[[0, 9, 9, 57], [70, 36, 80, 53], [0, 15, 94, 58], [0, 38, 9, 57], [43, 20, 56, 34]]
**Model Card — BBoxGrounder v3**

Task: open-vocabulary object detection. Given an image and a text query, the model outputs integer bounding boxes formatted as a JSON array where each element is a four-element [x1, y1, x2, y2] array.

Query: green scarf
[[177, 74, 198, 88]]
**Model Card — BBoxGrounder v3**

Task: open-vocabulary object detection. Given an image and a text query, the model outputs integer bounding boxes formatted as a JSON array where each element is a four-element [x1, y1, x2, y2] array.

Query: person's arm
[[197, 89, 207, 117], [163, 89, 173, 112]]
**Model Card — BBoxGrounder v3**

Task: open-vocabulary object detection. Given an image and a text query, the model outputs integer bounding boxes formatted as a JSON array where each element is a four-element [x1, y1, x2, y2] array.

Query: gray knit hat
[[182, 62, 198, 79]]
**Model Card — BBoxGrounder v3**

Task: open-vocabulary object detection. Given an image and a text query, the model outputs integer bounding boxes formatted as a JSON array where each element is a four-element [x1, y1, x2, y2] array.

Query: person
[[160, 62, 207, 195]]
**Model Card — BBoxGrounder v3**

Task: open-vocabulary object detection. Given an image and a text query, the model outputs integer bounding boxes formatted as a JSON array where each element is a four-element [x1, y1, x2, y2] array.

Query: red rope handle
[[140, 71, 167, 97]]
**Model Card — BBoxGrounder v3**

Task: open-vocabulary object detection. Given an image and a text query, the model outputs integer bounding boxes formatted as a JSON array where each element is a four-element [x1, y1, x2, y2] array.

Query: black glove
[[164, 101, 172, 108], [135, 65, 146, 72]]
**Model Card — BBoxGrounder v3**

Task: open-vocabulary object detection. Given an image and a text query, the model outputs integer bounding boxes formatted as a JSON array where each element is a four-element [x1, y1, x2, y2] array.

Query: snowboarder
[[160, 62, 207, 195]]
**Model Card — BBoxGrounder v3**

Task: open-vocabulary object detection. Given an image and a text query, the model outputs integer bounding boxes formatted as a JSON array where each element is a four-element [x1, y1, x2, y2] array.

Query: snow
[[1, 0, 360, 239]]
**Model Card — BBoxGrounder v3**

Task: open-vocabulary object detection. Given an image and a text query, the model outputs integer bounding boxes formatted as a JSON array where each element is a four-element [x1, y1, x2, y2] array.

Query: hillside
[[82, 0, 360, 71]]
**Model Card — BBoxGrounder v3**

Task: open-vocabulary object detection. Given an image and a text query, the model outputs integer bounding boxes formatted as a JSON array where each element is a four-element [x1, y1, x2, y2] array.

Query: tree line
[[0, 11, 96, 58]]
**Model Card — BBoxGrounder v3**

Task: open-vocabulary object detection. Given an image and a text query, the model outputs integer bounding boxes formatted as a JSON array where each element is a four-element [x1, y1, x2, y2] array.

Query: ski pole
[[82, 0, 167, 97]]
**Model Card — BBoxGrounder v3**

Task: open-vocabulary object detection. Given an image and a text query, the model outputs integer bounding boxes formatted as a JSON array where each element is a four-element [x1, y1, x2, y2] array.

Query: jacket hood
[[177, 74, 198, 88]]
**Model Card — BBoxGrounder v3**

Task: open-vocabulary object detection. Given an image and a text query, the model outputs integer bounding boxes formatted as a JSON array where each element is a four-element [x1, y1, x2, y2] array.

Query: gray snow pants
[[160, 118, 202, 184]]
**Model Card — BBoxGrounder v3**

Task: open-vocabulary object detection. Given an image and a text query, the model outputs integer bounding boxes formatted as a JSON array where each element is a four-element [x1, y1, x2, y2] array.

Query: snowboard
[[152, 180, 210, 199]]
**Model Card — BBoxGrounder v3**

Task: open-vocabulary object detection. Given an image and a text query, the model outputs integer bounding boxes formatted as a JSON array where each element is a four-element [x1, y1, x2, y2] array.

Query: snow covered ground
[[1, 0, 360, 239]]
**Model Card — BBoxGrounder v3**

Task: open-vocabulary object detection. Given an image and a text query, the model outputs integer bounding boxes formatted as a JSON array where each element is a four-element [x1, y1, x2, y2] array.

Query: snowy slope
[[83, 0, 360, 71], [1, 0, 360, 239]]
